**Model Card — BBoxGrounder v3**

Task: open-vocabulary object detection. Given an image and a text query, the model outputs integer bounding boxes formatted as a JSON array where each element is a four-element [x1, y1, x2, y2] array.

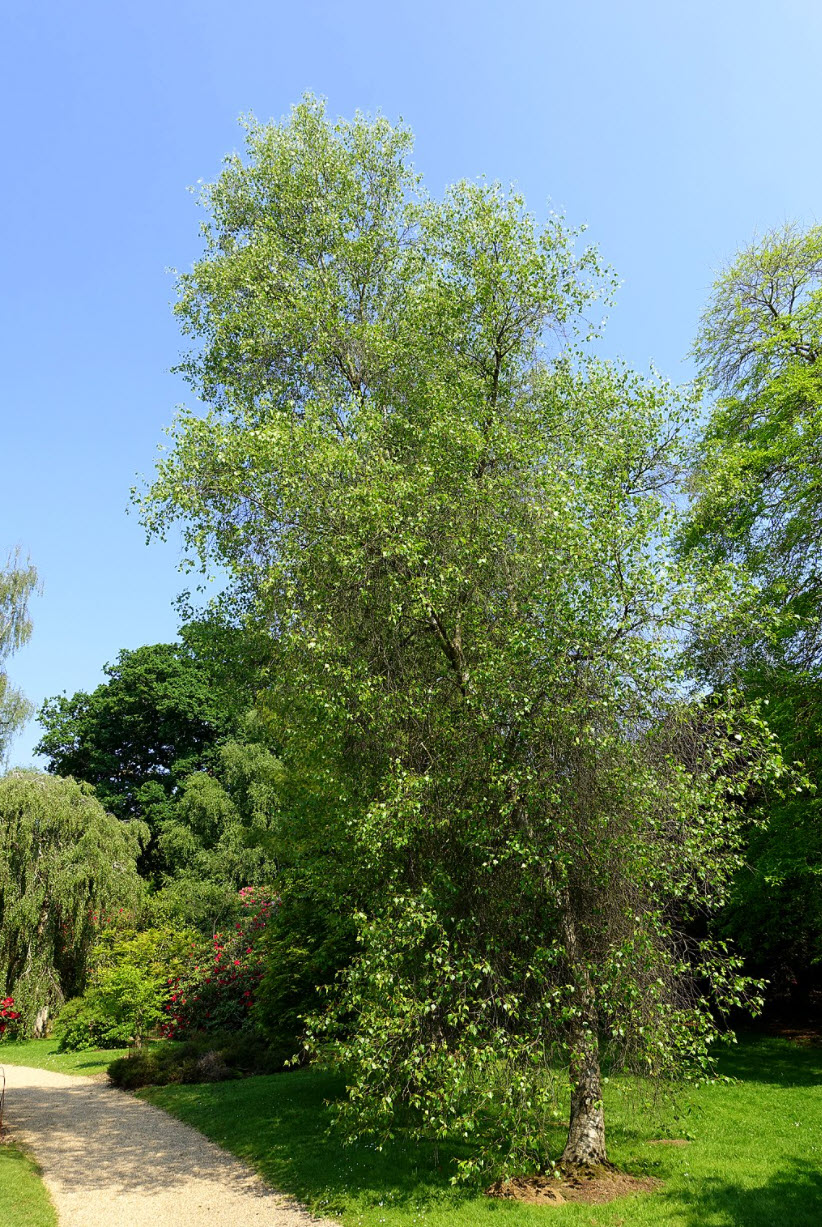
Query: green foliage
[[138, 97, 786, 1168], [55, 968, 164, 1050], [254, 887, 357, 1048], [686, 223, 822, 674], [684, 224, 822, 1004], [107, 1031, 286, 1089], [0, 548, 39, 763], [718, 670, 822, 998], [0, 771, 144, 1033], [54, 923, 207, 1051], [156, 715, 285, 891], [36, 640, 247, 876]]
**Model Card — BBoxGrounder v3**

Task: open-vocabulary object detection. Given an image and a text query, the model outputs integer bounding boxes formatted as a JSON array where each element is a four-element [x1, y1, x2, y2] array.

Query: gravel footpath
[[1, 1064, 339, 1226]]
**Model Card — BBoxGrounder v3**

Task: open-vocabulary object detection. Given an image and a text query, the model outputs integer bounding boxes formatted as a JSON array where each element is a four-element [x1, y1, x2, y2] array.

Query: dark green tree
[[36, 638, 250, 875]]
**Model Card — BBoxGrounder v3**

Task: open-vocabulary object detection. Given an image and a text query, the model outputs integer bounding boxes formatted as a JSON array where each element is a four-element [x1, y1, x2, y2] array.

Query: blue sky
[[4, 0, 822, 763]]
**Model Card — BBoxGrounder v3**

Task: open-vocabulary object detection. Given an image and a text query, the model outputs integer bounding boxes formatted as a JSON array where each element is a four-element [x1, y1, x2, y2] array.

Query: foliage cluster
[[0, 771, 143, 1031], [107, 1030, 287, 1089], [55, 924, 206, 1050]]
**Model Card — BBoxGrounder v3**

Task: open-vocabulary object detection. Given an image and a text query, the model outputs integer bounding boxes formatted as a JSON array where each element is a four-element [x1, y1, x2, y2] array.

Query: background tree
[[686, 223, 822, 672], [684, 224, 822, 1012], [139, 98, 782, 1174], [0, 547, 39, 762], [0, 771, 144, 1034], [36, 631, 261, 878]]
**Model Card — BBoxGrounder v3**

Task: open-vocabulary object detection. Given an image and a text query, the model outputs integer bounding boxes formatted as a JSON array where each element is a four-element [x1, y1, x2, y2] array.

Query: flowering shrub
[[0, 995, 22, 1040], [162, 888, 276, 1038]]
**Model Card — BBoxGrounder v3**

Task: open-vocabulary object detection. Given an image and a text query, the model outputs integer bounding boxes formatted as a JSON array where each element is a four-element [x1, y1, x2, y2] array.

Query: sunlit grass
[[142, 1036, 822, 1226], [0, 1141, 57, 1227], [0, 1038, 125, 1077]]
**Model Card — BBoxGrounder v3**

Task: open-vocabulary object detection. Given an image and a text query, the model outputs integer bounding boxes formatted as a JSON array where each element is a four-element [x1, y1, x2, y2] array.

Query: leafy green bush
[[55, 923, 207, 1051], [56, 966, 165, 1050]]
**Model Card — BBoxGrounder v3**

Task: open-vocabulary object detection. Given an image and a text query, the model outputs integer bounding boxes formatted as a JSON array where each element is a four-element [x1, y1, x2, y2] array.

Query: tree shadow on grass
[[145, 1068, 483, 1218], [715, 1035, 822, 1088], [675, 1159, 822, 1227]]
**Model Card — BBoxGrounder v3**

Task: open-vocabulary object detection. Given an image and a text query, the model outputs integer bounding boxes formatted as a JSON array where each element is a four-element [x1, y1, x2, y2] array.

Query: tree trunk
[[559, 895, 608, 1167], [561, 1011, 607, 1166]]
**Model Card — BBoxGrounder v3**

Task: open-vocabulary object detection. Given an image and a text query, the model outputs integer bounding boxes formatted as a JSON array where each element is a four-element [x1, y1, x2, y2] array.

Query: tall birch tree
[[140, 98, 782, 1172]]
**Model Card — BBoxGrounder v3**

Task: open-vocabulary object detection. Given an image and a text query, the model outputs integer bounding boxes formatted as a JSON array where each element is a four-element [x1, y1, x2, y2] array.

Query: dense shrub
[[253, 889, 357, 1050], [162, 887, 275, 1038], [55, 967, 165, 1050], [107, 1031, 288, 1088], [55, 923, 206, 1051]]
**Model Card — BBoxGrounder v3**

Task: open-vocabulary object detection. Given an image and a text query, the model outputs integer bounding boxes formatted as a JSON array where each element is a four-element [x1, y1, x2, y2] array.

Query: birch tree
[[140, 98, 782, 1172]]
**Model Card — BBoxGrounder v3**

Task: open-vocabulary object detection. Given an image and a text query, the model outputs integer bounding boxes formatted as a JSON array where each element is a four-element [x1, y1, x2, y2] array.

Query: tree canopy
[[0, 770, 144, 1031], [36, 637, 255, 876], [685, 223, 822, 674], [138, 98, 783, 1172]]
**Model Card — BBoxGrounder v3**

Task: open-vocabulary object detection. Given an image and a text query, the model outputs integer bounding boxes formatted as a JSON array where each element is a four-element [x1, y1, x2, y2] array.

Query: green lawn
[[142, 1036, 822, 1227], [0, 1142, 57, 1227], [0, 1038, 131, 1076]]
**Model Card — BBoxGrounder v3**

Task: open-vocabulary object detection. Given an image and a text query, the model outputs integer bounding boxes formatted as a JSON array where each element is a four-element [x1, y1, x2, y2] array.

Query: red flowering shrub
[[161, 888, 276, 1038], [0, 995, 22, 1041]]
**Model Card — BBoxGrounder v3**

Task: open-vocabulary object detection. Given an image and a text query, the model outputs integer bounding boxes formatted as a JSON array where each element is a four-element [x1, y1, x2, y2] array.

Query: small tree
[[0, 548, 39, 762], [141, 98, 783, 1172], [0, 771, 144, 1033]]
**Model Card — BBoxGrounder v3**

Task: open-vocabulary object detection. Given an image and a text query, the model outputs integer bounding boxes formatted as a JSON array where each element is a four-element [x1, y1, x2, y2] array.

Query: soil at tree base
[[486, 1167, 662, 1205]]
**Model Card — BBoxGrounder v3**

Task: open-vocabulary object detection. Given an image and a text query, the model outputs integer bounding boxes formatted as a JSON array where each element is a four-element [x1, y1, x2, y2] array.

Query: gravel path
[[1, 1064, 339, 1226]]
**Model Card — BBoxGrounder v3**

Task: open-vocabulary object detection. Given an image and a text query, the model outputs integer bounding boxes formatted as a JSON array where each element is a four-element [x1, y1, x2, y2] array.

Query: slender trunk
[[559, 897, 607, 1167], [512, 801, 609, 1167], [561, 1007, 607, 1166]]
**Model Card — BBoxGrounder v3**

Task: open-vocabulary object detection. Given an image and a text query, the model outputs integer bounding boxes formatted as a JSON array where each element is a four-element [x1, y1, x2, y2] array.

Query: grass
[[141, 1035, 822, 1227], [0, 1038, 132, 1076], [0, 1142, 57, 1227]]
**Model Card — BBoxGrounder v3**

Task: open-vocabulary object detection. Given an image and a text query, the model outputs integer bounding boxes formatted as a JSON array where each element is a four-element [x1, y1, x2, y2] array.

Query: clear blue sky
[[4, 0, 821, 763]]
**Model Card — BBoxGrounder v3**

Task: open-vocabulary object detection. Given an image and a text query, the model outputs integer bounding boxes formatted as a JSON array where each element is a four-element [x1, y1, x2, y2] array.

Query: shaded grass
[[1, 1038, 137, 1077], [142, 1036, 822, 1226], [0, 1141, 57, 1227]]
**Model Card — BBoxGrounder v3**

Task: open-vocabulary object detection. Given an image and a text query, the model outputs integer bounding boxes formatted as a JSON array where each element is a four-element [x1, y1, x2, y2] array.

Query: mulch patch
[[487, 1166, 662, 1206]]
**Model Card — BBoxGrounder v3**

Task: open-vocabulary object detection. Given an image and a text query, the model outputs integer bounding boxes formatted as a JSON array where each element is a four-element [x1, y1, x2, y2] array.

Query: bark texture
[[561, 1017, 607, 1166], [560, 895, 608, 1167]]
